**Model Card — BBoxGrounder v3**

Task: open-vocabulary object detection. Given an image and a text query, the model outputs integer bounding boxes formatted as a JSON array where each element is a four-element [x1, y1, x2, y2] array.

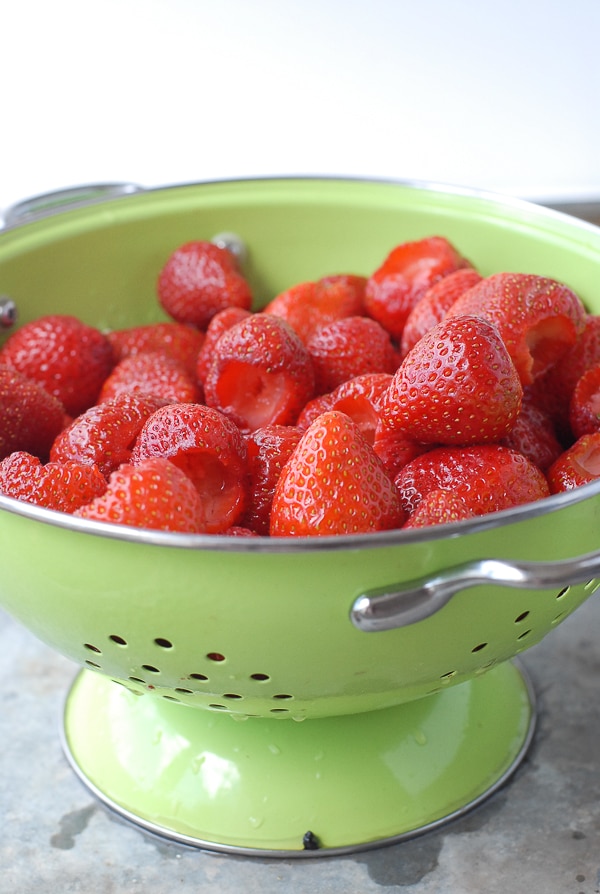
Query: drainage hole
[[154, 637, 173, 649], [556, 586, 570, 600], [223, 693, 243, 699], [141, 664, 160, 673], [517, 629, 532, 640], [206, 652, 226, 662], [270, 708, 290, 713], [273, 693, 293, 700], [440, 671, 457, 680], [250, 673, 270, 681], [84, 643, 101, 653], [174, 688, 194, 695], [129, 676, 146, 684], [208, 703, 227, 710], [189, 673, 208, 681], [471, 643, 488, 653], [162, 695, 180, 702], [109, 634, 128, 645], [514, 611, 530, 623], [85, 660, 101, 668]]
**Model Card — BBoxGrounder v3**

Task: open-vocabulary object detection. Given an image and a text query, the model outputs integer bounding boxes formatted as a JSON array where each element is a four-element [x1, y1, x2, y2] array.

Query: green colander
[[1, 178, 600, 856]]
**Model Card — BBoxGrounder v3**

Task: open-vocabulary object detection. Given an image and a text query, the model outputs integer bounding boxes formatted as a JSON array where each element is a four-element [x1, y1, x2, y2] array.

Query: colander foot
[[61, 660, 535, 857]]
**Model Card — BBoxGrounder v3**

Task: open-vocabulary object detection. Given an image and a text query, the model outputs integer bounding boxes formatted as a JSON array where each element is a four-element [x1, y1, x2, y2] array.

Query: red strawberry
[[98, 351, 202, 404], [241, 424, 303, 534], [445, 273, 587, 386], [372, 425, 429, 480], [0, 365, 66, 460], [196, 307, 252, 384], [157, 240, 253, 329], [0, 314, 115, 416], [50, 392, 168, 477], [0, 451, 107, 513], [501, 395, 563, 471], [569, 365, 600, 439], [395, 444, 550, 517], [400, 267, 483, 357], [298, 373, 393, 445], [379, 315, 523, 445], [364, 236, 470, 340], [131, 402, 248, 533], [75, 457, 205, 532], [306, 316, 398, 394], [107, 321, 205, 375], [270, 410, 405, 536], [403, 488, 475, 528], [203, 313, 315, 432], [547, 433, 600, 492], [263, 274, 367, 344]]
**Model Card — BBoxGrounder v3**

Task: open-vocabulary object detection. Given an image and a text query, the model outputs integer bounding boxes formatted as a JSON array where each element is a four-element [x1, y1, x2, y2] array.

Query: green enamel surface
[[63, 662, 533, 852]]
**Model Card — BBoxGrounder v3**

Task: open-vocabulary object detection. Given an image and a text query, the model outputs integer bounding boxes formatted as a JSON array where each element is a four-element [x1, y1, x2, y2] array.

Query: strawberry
[[98, 351, 202, 404], [395, 444, 550, 517], [364, 236, 470, 340], [0, 364, 66, 460], [263, 274, 367, 344], [547, 433, 600, 492], [107, 321, 205, 376], [241, 424, 303, 534], [298, 372, 393, 445], [196, 307, 252, 384], [131, 402, 248, 533], [569, 365, 600, 439], [372, 425, 429, 480], [0, 314, 114, 416], [403, 488, 475, 528], [0, 451, 107, 513], [501, 395, 563, 471], [445, 273, 587, 386], [379, 314, 523, 445], [270, 410, 405, 536], [400, 267, 483, 357], [50, 392, 168, 477], [157, 240, 253, 329], [203, 313, 315, 432], [306, 316, 398, 394], [75, 457, 205, 532]]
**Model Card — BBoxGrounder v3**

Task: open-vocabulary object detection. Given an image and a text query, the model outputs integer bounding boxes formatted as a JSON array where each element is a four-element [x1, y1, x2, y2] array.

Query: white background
[[2, 0, 599, 215]]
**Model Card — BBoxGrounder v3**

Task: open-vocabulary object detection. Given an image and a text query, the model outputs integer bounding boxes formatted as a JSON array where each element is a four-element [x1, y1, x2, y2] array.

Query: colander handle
[[350, 550, 600, 632]]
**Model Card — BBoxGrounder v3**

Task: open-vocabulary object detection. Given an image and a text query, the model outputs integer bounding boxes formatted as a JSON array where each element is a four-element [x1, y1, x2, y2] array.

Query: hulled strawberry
[[445, 272, 587, 386], [131, 402, 248, 533], [107, 321, 205, 376], [0, 364, 66, 461], [298, 372, 393, 445], [569, 366, 600, 439], [98, 351, 202, 404], [263, 274, 367, 344], [157, 240, 253, 329], [0, 314, 115, 416], [75, 457, 205, 532], [50, 392, 169, 477], [196, 307, 252, 384], [395, 444, 550, 517], [270, 410, 405, 536], [306, 316, 398, 394], [379, 314, 523, 445], [547, 433, 600, 492], [241, 424, 303, 535], [402, 488, 475, 528], [0, 451, 107, 513], [203, 313, 315, 432], [364, 236, 470, 340], [500, 395, 563, 471]]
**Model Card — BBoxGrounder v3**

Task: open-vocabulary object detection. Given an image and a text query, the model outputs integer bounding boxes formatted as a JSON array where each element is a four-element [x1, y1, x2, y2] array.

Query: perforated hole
[[154, 638, 173, 649], [208, 703, 227, 710], [514, 611, 530, 623], [273, 693, 293, 700], [223, 693, 243, 699], [85, 660, 101, 668], [207, 652, 226, 662], [270, 708, 290, 713], [109, 635, 127, 645], [517, 629, 532, 641], [250, 673, 270, 681], [189, 673, 208, 681], [471, 643, 487, 653], [162, 695, 180, 702], [141, 664, 160, 673], [556, 586, 570, 600], [84, 643, 101, 653], [174, 687, 193, 694], [440, 671, 457, 681], [129, 676, 145, 684]]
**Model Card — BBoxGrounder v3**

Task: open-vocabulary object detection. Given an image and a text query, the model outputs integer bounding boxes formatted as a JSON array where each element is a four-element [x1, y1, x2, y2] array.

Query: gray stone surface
[[1, 594, 599, 894]]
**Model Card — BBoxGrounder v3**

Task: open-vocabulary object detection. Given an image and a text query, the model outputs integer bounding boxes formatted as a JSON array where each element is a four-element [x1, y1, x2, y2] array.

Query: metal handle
[[2, 182, 143, 228], [350, 550, 600, 632]]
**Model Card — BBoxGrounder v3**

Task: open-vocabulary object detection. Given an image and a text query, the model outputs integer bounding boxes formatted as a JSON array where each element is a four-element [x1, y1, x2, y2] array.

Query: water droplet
[[413, 730, 427, 746], [248, 816, 264, 829], [268, 744, 281, 755], [292, 715, 306, 723], [230, 712, 250, 722]]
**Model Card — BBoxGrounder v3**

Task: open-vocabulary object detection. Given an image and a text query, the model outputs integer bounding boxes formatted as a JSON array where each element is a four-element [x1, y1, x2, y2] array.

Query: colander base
[[61, 661, 535, 857]]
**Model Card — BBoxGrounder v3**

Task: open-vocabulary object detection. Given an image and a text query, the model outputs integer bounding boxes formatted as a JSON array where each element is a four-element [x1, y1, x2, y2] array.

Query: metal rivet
[[0, 296, 17, 329], [211, 231, 248, 267]]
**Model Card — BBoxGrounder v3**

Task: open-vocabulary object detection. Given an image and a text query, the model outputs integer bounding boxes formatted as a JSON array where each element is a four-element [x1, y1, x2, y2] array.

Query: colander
[[1, 178, 600, 857]]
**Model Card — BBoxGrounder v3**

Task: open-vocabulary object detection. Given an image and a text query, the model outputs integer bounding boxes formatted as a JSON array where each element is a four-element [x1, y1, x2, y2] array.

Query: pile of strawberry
[[1, 234, 600, 537]]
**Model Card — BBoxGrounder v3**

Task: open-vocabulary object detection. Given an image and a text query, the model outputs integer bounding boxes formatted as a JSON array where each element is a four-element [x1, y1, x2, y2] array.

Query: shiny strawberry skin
[[75, 457, 205, 532], [98, 351, 202, 404], [569, 365, 600, 439], [547, 433, 600, 492], [0, 451, 107, 513], [203, 314, 315, 432], [0, 314, 115, 416], [241, 424, 303, 535], [157, 240, 253, 329], [307, 316, 398, 394], [0, 365, 66, 461], [131, 402, 248, 533], [270, 410, 405, 536], [395, 444, 550, 517], [50, 392, 168, 477], [501, 395, 563, 471], [364, 236, 470, 340], [298, 372, 393, 445], [380, 314, 523, 445], [263, 274, 367, 344], [107, 322, 205, 376], [446, 272, 587, 386], [403, 488, 475, 528], [196, 307, 252, 384]]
